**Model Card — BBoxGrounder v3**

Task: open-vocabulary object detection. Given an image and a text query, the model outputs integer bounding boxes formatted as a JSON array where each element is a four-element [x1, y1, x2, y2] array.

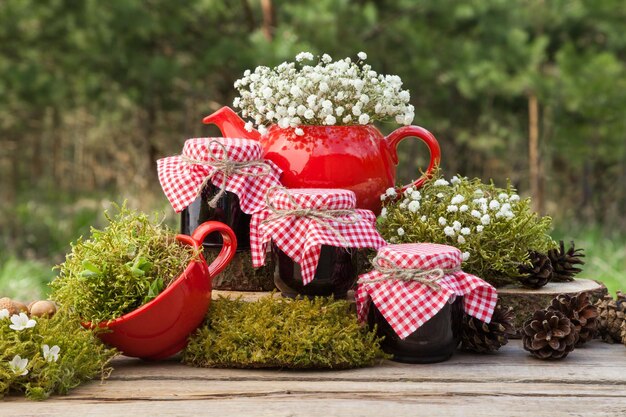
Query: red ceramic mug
[[83, 221, 237, 360]]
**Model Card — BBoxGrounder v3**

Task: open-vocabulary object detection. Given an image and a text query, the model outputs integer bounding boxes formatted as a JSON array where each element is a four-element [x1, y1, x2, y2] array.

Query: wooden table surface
[[4, 339, 626, 417]]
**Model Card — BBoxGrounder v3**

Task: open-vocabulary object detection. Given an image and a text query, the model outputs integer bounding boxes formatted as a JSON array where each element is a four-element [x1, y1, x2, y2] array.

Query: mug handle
[[185, 221, 237, 278], [385, 125, 441, 191]]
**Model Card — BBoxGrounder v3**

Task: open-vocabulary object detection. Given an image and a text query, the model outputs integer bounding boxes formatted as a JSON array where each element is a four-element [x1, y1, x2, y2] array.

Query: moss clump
[[378, 171, 556, 287], [0, 311, 116, 400], [51, 204, 200, 323], [183, 296, 388, 369]]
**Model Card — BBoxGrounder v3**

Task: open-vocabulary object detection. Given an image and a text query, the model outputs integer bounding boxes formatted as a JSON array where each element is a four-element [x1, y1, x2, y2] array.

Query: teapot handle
[[181, 221, 237, 278], [385, 126, 441, 191]]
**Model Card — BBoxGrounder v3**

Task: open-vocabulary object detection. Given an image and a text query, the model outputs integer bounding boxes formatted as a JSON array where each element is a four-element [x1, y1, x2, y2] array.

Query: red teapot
[[203, 107, 441, 213]]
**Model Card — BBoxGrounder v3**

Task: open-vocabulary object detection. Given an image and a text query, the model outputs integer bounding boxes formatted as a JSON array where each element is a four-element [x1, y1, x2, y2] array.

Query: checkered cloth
[[157, 137, 282, 214], [356, 243, 497, 339], [250, 188, 386, 285]]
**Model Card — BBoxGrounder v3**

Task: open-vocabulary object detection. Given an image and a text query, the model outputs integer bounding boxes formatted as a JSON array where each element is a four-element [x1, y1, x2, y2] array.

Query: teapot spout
[[202, 106, 261, 140]]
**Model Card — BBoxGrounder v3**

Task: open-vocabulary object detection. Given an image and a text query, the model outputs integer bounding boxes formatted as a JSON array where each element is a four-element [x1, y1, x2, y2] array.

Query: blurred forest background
[[0, 0, 624, 299]]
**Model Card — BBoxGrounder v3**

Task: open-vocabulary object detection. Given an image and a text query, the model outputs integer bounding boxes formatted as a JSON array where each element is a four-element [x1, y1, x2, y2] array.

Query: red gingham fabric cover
[[356, 243, 497, 339], [250, 188, 386, 285], [157, 137, 282, 214]]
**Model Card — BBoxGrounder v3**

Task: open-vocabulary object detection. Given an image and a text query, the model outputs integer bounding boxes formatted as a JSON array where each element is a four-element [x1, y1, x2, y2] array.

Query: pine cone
[[548, 241, 585, 282], [621, 321, 626, 347], [518, 251, 553, 289], [522, 309, 577, 359], [548, 293, 598, 346], [596, 292, 626, 343], [462, 305, 516, 353]]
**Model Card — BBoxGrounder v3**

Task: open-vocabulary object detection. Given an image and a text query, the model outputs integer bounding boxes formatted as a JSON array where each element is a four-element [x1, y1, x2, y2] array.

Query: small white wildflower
[[459, 204, 469, 212], [461, 227, 471, 235], [0, 309, 9, 320], [498, 193, 509, 201], [476, 225, 484, 232], [397, 227, 405, 236], [462, 252, 470, 261], [450, 194, 465, 205], [408, 201, 420, 213], [457, 235, 466, 244], [444, 226, 456, 237], [420, 215, 427, 222], [451, 175, 461, 185], [452, 220, 462, 231], [480, 214, 491, 225], [380, 207, 387, 217], [509, 194, 520, 202], [385, 187, 397, 197], [447, 205, 459, 213], [42, 344, 61, 363], [357, 51, 367, 60], [294, 127, 304, 136], [433, 179, 449, 186], [438, 217, 447, 226], [9, 355, 28, 376], [489, 200, 501, 210], [9, 313, 36, 331], [471, 209, 482, 218]]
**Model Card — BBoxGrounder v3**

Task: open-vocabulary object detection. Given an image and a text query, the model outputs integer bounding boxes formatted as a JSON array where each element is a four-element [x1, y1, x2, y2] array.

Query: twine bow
[[358, 254, 461, 290], [262, 187, 360, 247], [181, 140, 272, 208]]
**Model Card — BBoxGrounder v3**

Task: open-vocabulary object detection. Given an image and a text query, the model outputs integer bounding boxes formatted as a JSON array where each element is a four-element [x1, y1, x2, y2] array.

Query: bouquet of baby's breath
[[233, 52, 414, 136], [377, 171, 556, 287], [51, 204, 200, 323]]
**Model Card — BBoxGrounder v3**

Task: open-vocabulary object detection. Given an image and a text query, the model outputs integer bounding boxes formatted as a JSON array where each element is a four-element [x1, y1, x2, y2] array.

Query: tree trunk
[[261, 0, 275, 41], [528, 93, 543, 213]]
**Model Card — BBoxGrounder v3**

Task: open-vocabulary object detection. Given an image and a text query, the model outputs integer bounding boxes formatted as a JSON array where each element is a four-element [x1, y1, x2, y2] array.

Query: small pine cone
[[462, 305, 516, 353], [621, 321, 626, 347], [548, 293, 599, 346], [548, 240, 585, 282], [596, 292, 626, 343], [518, 251, 553, 289], [522, 309, 577, 359]]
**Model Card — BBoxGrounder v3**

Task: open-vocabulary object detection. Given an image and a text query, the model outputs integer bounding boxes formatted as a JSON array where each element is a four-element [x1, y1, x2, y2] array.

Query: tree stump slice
[[205, 249, 276, 291], [497, 279, 607, 337]]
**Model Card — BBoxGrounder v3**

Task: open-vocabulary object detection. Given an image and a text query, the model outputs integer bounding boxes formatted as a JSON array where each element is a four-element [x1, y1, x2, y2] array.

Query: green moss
[[183, 296, 388, 369], [378, 170, 556, 287], [50, 203, 200, 323], [0, 312, 116, 400]]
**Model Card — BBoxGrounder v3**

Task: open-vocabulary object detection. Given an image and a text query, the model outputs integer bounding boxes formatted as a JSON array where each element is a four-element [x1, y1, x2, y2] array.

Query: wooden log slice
[[497, 279, 607, 337]]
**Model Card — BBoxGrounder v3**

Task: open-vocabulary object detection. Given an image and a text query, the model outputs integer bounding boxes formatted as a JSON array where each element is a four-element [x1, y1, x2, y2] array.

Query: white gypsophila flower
[[489, 200, 500, 210], [294, 127, 304, 136], [452, 220, 462, 231], [0, 309, 9, 320], [459, 204, 469, 212], [451, 175, 461, 185], [324, 114, 337, 125], [42, 344, 61, 363], [404, 186, 414, 196], [402, 198, 410, 205], [436, 193, 444, 198], [244, 121, 254, 132], [498, 193, 509, 201], [9, 355, 28, 376], [509, 194, 520, 202], [420, 215, 427, 222], [386, 187, 397, 197], [399, 203, 407, 209], [450, 194, 465, 205], [9, 313, 36, 331], [321, 53, 332, 63], [504, 210, 515, 219], [480, 214, 491, 225], [433, 179, 449, 187], [457, 235, 466, 244], [258, 125, 268, 135], [380, 194, 387, 201], [438, 217, 447, 226], [471, 210, 482, 218], [410, 190, 421, 200], [447, 205, 458, 213], [357, 51, 367, 60], [500, 203, 511, 213], [295, 52, 314, 61], [389, 236, 398, 243], [380, 207, 387, 217], [474, 189, 484, 197], [397, 227, 405, 236], [461, 227, 471, 235], [476, 225, 484, 233], [444, 226, 455, 237], [408, 200, 420, 213], [462, 252, 470, 261], [358, 114, 370, 125]]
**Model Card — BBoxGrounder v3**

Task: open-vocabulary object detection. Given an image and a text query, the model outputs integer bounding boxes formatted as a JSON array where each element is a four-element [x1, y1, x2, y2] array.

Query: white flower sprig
[[9, 355, 29, 376], [42, 344, 61, 363], [9, 313, 36, 331], [233, 52, 415, 135], [0, 309, 9, 320]]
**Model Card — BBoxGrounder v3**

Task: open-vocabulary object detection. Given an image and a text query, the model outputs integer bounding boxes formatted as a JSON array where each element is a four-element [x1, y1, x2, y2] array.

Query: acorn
[[13, 300, 29, 314], [29, 300, 57, 318], [0, 297, 28, 315]]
